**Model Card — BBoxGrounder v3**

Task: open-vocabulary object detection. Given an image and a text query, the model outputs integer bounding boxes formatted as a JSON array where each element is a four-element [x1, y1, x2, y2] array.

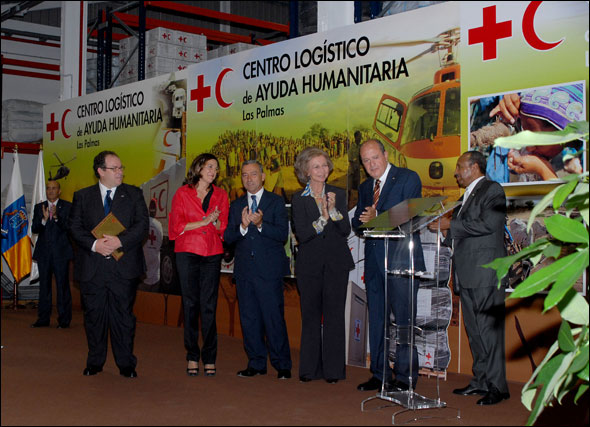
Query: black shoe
[[31, 321, 49, 328], [477, 387, 509, 405], [453, 384, 488, 396], [83, 366, 102, 376], [277, 369, 291, 379], [119, 367, 138, 378], [237, 367, 267, 377], [357, 376, 382, 391], [57, 324, 69, 329], [299, 376, 312, 382], [386, 380, 409, 392], [326, 379, 339, 384]]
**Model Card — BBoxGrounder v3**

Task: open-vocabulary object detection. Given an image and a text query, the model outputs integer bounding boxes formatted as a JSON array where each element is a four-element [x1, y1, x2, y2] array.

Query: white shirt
[[240, 188, 264, 235], [92, 182, 118, 252], [459, 176, 484, 215]]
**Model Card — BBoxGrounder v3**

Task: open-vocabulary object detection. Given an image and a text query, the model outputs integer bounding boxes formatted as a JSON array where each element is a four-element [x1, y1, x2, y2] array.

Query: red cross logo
[[468, 5, 512, 61], [46, 112, 59, 141], [148, 228, 157, 245], [190, 74, 211, 113], [178, 36, 187, 44]]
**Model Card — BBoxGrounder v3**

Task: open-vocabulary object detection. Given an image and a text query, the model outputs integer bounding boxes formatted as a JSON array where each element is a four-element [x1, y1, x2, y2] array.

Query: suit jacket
[[444, 178, 507, 289], [32, 199, 73, 262], [69, 183, 149, 281], [224, 190, 289, 281], [352, 164, 425, 273], [292, 185, 354, 275]]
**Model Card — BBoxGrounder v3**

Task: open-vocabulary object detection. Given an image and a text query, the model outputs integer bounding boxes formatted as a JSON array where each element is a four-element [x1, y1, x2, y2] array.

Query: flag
[[28, 150, 46, 282], [1, 151, 32, 283]]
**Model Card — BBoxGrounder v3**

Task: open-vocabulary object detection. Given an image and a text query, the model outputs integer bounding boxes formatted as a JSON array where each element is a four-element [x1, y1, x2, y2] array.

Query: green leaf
[[495, 125, 589, 149], [574, 384, 588, 404], [567, 344, 589, 374], [510, 250, 588, 300], [553, 179, 579, 210], [544, 214, 589, 244], [542, 242, 563, 260], [528, 186, 561, 232], [577, 363, 589, 381], [545, 249, 590, 311], [558, 320, 575, 352], [558, 291, 589, 325], [522, 387, 537, 411], [484, 238, 549, 285]]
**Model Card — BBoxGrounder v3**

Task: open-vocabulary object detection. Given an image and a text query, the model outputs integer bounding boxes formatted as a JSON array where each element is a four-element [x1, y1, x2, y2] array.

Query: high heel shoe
[[186, 361, 199, 377], [204, 364, 216, 376]]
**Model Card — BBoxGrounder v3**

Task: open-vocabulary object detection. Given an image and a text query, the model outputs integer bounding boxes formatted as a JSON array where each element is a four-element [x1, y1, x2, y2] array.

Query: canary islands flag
[[1, 152, 32, 283]]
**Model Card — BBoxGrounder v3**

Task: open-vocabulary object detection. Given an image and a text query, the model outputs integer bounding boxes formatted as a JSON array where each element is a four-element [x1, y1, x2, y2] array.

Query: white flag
[[28, 150, 46, 282]]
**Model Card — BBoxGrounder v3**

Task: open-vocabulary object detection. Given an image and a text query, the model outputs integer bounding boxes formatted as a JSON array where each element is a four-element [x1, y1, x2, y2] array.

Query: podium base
[[362, 390, 460, 425]]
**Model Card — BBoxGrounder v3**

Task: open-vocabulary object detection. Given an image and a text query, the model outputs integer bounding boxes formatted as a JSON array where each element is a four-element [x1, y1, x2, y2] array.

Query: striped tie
[[373, 179, 381, 207]]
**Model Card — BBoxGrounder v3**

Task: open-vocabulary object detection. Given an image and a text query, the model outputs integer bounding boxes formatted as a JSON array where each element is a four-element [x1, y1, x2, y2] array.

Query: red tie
[[373, 179, 381, 206]]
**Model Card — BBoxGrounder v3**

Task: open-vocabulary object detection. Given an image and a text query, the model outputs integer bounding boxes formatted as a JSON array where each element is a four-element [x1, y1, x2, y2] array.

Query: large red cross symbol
[[46, 112, 59, 141], [190, 74, 211, 113], [468, 5, 512, 61]]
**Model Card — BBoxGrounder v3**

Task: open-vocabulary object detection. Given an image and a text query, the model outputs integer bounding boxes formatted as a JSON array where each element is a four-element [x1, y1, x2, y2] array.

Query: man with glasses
[[69, 150, 148, 378]]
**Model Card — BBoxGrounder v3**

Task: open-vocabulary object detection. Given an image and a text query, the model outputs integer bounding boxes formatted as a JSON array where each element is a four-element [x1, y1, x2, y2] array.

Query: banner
[[1, 152, 32, 284], [43, 1, 588, 294], [28, 149, 47, 283]]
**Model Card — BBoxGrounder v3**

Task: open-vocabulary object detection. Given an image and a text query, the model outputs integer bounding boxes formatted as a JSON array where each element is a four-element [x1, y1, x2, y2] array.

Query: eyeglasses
[[103, 166, 125, 172]]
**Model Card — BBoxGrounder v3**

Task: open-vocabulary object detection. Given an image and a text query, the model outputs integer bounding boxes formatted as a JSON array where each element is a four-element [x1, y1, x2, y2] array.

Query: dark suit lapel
[[110, 185, 128, 215], [257, 190, 271, 212], [460, 178, 486, 215], [376, 165, 397, 211]]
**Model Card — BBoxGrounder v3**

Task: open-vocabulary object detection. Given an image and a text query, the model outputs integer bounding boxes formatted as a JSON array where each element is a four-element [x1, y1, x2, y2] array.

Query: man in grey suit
[[429, 151, 509, 405]]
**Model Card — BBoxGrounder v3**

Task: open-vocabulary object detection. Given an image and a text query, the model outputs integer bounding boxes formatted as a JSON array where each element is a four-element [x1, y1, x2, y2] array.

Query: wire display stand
[[360, 197, 461, 424]]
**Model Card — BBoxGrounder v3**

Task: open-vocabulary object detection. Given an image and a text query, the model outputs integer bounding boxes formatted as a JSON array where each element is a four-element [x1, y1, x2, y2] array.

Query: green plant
[[485, 121, 589, 425]]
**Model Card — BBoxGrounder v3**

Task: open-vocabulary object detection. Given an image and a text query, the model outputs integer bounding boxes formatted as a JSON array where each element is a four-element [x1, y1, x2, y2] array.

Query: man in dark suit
[[224, 160, 292, 380], [352, 139, 425, 392], [31, 180, 73, 329], [69, 150, 149, 378], [429, 151, 509, 405]]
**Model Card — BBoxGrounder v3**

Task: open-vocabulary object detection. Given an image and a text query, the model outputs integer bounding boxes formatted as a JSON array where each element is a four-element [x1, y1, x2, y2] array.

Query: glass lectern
[[360, 196, 461, 424]]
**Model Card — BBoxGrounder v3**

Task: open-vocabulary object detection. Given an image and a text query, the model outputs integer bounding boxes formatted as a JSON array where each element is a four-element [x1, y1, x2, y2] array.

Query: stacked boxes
[[208, 42, 257, 59], [87, 53, 121, 94], [118, 27, 207, 85]]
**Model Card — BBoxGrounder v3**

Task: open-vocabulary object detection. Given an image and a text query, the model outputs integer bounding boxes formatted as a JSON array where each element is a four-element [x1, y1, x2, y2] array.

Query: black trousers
[[176, 252, 222, 364], [36, 257, 72, 326], [297, 264, 348, 380], [81, 257, 138, 370]]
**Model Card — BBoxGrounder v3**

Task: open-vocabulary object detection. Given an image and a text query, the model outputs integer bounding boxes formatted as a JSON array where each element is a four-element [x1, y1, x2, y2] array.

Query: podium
[[359, 196, 461, 424]]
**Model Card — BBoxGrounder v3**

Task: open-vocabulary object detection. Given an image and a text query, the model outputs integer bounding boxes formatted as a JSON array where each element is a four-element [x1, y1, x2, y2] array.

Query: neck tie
[[104, 190, 112, 216], [251, 194, 258, 213], [49, 203, 53, 220], [373, 179, 381, 207]]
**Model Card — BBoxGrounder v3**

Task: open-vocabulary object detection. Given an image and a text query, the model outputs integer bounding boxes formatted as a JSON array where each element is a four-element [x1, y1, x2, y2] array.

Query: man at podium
[[352, 139, 425, 393]]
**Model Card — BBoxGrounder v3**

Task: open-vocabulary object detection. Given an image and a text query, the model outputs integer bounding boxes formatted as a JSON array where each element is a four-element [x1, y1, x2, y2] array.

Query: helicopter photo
[[49, 152, 76, 180], [371, 28, 461, 197]]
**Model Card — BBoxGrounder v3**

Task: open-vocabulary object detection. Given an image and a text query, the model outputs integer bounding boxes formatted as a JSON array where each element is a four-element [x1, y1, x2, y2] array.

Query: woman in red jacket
[[169, 153, 229, 377]]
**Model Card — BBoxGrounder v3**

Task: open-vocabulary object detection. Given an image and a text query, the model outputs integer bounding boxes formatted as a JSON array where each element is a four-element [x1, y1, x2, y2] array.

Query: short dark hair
[[241, 160, 263, 173], [93, 150, 118, 178], [465, 151, 486, 174], [185, 153, 218, 188]]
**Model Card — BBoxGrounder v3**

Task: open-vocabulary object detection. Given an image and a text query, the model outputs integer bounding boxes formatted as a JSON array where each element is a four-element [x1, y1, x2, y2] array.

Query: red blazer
[[169, 184, 229, 256]]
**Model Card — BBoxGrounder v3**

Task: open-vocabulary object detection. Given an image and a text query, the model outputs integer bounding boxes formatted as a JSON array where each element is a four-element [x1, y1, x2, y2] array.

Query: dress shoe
[[277, 369, 291, 379], [299, 376, 312, 382], [31, 321, 49, 328], [119, 367, 138, 378], [83, 366, 102, 376], [326, 379, 339, 384], [357, 376, 382, 391], [386, 379, 409, 392], [453, 384, 488, 396], [477, 387, 510, 405], [237, 367, 267, 377]]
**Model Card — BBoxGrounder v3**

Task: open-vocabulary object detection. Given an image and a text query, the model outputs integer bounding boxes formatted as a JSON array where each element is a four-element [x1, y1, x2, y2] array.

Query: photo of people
[[469, 81, 586, 185]]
